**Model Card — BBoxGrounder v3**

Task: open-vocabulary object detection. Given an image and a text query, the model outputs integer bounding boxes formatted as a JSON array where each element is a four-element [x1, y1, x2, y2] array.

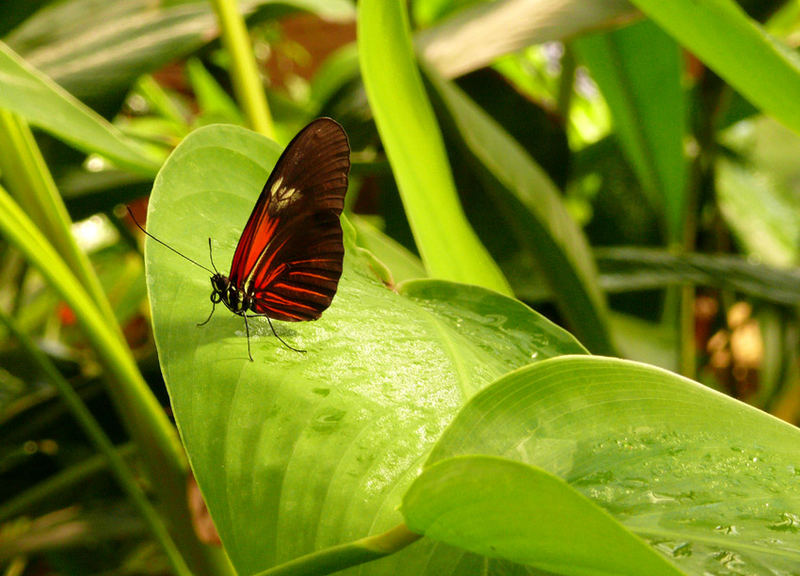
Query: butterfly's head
[[210, 274, 249, 314]]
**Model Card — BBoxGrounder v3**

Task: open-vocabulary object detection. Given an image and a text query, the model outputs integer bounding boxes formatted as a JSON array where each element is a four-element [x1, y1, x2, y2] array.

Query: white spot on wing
[[268, 184, 301, 214]]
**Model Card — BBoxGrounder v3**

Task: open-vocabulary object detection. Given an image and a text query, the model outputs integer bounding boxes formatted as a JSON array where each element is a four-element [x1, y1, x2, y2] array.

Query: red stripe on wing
[[230, 212, 279, 287], [250, 252, 343, 321], [286, 270, 334, 281], [271, 283, 329, 299]]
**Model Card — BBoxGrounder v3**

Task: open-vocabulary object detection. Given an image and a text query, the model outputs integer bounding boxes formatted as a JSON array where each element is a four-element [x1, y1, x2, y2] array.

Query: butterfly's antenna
[[126, 206, 215, 275], [207, 238, 220, 274], [265, 315, 306, 354]]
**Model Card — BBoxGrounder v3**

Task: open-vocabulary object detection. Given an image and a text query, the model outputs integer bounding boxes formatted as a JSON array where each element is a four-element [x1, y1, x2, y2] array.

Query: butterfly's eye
[[211, 275, 226, 290]]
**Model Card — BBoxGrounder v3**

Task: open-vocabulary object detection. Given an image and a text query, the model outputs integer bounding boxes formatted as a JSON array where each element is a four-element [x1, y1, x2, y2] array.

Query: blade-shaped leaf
[[595, 246, 800, 305], [628, 0, 800, 134], [5, 0, 354, 108], [351, 215, 427, 283], [358, 0, 512, 295], [423, 65, 616, 355], [716, 157, 799, 267], [0, 41, 160, 174], [144, 124, 585, 575], [309, 42, 360, 115], [574, 19, 686, 242], [417, 0, 636, 79]]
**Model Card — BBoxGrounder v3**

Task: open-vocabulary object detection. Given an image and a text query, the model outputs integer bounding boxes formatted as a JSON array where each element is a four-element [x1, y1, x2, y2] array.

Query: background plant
[[1, 1, 799, 575]]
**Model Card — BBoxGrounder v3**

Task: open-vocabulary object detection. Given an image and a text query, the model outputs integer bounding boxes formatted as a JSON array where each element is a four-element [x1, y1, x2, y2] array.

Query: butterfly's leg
[[197, 300, 216, 326], [243, 314, 254, 361], [263, 315, 306, 354]]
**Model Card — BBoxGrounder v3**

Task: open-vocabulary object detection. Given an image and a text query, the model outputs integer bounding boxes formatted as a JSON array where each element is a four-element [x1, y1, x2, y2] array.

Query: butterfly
[[130, 117, 350, 360]]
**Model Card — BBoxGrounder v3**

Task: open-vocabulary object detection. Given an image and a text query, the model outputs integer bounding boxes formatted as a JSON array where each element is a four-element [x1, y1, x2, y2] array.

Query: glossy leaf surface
[[406, 356, 800, 575], [404, 455, 682, 576]]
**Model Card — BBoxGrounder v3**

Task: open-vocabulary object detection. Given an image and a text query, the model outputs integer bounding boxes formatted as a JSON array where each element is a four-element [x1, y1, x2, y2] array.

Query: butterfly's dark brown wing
[[228, 118, 350, 321]]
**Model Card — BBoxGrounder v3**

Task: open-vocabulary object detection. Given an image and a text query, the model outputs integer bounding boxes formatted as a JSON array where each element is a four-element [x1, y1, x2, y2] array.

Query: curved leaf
[[423, 66, 616, 355], [417, 0, 636, 79], [595, 246, 800, 305], [403, 455, 683, 576], [5, 0, 354, 106], [716, 157, 799, 267], [423, 355, 800, 575], [351, 215, 427, 283]]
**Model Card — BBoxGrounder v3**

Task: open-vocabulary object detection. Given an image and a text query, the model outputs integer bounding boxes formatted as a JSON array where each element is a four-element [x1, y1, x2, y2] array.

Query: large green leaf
[[423, 66, 616, 356], [0, 41, 160, 174], [408, 355, 800, 575], [575, 20, 686, 243], [358, 0, 512, 295], [144, 124, 585, 575], [628, 0, 800, 134]]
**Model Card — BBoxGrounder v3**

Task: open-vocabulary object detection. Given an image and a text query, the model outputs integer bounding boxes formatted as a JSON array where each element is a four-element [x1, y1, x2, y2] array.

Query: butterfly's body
[[132, 118, 350, 360]]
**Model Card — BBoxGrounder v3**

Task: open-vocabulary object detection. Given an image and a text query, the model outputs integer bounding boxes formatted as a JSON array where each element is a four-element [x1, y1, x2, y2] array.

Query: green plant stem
[[0, 444, 136, 522], [678, 72, 725, 377], [0, 185, 226, 576], [209, 0, 274, 138], [0, 314, 191, 576], [679, 268, 696, 377], [256, 524, 421, 576], [557, 46, 576, 119]]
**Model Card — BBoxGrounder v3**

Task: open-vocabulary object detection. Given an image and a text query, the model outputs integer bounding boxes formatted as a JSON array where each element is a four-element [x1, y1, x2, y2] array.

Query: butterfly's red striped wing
[[228, 118, 350, 321]]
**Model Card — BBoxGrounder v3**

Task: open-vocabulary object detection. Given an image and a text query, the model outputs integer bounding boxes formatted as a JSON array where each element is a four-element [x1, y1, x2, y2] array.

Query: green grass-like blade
[[423, 67, 616, 355], [575, 20, 686, 243], [629, 0, 800, 134], [358, 0, 512, 295], [0, 185, 223, 576], [0, 41, 160, 174], [0, 314, 191, 576]]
